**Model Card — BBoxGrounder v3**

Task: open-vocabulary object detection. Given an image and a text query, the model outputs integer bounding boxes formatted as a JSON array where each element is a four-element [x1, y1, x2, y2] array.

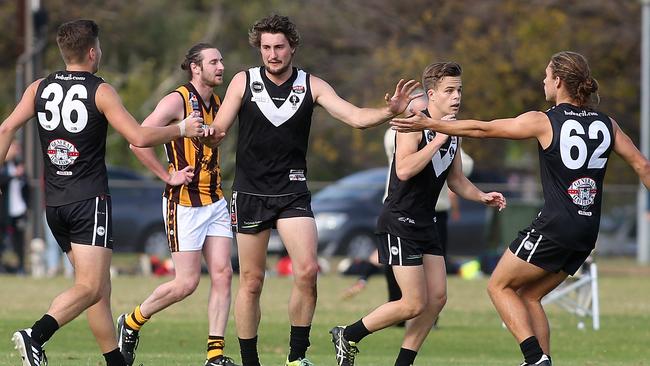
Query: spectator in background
[[0, 140, 28, 274]]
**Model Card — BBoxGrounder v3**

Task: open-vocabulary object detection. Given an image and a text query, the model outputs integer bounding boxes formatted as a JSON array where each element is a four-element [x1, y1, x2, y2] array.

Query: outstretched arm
[[391, 110, 551, 141], [446, 153, 506, 210], [130, 93, 195, 186], [313, 76, 422, 129], [611, 118, 650, 189], [203, 71, 247, 147], [96, 83, 206, 147], [0, 80, 41, 165]]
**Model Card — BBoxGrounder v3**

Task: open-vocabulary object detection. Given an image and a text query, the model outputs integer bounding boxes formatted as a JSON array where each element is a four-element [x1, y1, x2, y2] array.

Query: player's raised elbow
[[395, 166, 414, 181], [129, 143, 145, 152], [635, 159, 650, 180], [128, 133, 154, 148]]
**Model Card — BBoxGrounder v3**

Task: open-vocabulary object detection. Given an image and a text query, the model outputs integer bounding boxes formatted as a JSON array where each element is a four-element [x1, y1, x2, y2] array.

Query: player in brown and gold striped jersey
[[117, 43, 238, 366]]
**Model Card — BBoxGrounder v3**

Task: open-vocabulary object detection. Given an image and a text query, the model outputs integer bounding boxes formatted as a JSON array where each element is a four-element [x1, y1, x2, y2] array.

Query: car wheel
[[142, 227, 169, 258], [341, 231, 377, 259]]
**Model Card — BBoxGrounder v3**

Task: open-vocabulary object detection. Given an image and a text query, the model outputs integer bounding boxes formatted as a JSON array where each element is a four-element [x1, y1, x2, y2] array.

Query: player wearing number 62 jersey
[[391, 51, 650, 366], [0, 20, 206, 366]]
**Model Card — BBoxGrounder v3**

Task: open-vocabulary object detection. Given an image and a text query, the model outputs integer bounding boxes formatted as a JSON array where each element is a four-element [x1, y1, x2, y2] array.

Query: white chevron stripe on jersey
[[248, 67, 307, 127]]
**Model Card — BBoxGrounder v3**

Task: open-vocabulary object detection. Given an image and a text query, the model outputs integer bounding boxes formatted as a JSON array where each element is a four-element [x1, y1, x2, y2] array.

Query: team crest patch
[[523, 241, 534, 251], [289, 95, 300, 109], [47, 139, 79, 173], [567, 177, 597, 216]]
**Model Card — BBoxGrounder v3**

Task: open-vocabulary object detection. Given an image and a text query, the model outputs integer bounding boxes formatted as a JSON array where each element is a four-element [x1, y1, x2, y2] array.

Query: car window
[[313, 168, 387, 202]]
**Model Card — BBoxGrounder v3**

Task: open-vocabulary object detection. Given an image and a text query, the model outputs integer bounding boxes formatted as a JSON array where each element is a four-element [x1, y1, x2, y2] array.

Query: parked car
[[108, 166, 168, 256], [267, 167, 493, 258]]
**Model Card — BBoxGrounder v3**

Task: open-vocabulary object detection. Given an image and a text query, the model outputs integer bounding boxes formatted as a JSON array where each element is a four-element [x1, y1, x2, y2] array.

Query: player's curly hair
[[550, 51, 599, 107], [248, 14, 301, 49], [422, 62, 462, 92]]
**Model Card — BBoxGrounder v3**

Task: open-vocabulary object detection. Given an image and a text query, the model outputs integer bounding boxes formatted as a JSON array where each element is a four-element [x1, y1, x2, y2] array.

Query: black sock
[[394, 348, 417, 366], [103, 348, 127, 366], [520, 336, 544, 364], [343, 319, 371, 343], [30, 314, 59, 345], [239, 336, 261, 366], [288, 325, 311, 361]]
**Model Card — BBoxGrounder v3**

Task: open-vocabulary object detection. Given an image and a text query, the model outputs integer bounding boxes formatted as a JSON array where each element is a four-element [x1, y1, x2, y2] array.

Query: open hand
[[385, 79, 423, 116]]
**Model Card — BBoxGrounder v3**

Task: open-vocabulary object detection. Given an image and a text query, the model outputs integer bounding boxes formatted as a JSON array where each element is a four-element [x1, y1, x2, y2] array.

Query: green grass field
[[1, 257, 649, 365]]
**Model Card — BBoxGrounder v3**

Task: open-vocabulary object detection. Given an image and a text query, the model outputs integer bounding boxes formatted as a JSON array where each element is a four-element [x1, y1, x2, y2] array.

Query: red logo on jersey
[[47, 139, 79, 172]]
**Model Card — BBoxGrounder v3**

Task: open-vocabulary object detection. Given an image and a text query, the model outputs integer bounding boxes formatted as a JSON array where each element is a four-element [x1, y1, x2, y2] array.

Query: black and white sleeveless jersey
[[233, 66, 314, 195], [530, 103, 614, 251], [35, 71, 109, 206], [377, 118, 459, 240]]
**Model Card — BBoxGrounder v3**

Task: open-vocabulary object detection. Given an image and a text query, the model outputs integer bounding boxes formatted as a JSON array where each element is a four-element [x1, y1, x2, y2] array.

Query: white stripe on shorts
[[397, 236, 403, 266], [104, 198, 109, 247], [233, 191, 239, 233], [526, 234, 544, 262], [387, 234, 392, 265], [92, 197, 99, 246], [514, 229, 534, 256]]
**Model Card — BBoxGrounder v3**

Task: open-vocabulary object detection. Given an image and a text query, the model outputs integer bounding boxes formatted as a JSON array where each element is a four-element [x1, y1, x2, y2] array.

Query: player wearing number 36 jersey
[[35, 70, 111, 207], [0, 19, 206, 366], [391, 51, 650, 366]]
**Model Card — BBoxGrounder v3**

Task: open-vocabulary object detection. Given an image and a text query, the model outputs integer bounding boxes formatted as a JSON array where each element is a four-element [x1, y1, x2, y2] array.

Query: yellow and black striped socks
[[207, 335, 225, 361], [125, 305, 150, 331]]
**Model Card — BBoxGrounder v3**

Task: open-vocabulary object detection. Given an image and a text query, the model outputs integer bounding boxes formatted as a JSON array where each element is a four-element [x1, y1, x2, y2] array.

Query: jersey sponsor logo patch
[[252, 81, 264, 93], [47, 139, 79, 172], [241, 220, 263, 229], [292, 85, 305, 94], [567, 177, 597, 215], [54, 73, 86, 81], [398, 216, 415, 224], [251, 96, 270, 103], [289, 169, 306, 181]]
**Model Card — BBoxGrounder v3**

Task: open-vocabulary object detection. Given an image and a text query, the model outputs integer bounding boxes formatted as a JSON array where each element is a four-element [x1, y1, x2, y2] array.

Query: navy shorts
[[509, 228, 591, 275], [46, 195, 113, 252], [230, 191, 313, 234]]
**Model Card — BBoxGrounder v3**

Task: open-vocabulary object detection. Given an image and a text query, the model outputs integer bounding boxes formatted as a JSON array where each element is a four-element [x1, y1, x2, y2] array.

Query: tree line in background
[[0, 0, 644, 184]]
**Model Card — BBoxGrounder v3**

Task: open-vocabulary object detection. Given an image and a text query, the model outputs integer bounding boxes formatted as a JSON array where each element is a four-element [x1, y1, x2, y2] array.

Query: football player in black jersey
[[206, 14, 421, 366], [391, 51, 650, 366], [0, 20, 205, 366], [331, 62, 505, 366]]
